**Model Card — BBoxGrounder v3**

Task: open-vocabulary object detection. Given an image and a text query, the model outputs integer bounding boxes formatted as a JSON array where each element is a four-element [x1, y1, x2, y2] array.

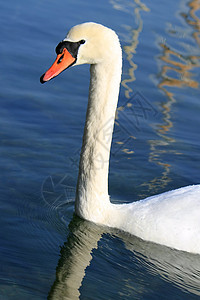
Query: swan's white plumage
[[110, 185, 200, 253], [47, 22, 200, 254]]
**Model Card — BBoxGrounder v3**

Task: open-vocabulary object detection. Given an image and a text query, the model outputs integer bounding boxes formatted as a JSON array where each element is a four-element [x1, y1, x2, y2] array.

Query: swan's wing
[[112, 185, 200, 253]]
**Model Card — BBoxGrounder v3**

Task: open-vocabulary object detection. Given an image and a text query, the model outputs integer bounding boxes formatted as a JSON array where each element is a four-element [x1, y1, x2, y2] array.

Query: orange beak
[[40, 48, 76, 84]]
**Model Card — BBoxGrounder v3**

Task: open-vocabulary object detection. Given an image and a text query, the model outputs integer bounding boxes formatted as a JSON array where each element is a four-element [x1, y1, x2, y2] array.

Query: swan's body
[[41, 22, 200, 254]]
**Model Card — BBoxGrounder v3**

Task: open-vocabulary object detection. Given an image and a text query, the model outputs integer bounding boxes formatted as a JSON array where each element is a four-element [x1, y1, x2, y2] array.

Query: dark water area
[[0, 0, 200, 299]]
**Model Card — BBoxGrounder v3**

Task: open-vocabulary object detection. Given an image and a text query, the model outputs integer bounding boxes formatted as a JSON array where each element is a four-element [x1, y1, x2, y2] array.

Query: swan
[[40, 22, 200, 254]]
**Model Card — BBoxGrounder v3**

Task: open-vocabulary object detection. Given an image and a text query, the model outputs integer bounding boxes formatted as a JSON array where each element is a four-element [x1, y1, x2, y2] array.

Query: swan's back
[[110, 185, 200, 254]]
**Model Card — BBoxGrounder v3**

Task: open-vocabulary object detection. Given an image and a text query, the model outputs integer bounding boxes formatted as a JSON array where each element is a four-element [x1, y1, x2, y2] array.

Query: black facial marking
[[55, 40, 86, 58], [57, 53, 64, 64]]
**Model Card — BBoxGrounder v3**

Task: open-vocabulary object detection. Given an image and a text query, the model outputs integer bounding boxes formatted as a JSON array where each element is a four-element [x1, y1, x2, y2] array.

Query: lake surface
[[0, 0, 200, 299]]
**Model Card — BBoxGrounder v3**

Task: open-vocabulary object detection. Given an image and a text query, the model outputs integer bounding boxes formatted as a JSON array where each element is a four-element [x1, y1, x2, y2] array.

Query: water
[[0, 0, 200, 299]]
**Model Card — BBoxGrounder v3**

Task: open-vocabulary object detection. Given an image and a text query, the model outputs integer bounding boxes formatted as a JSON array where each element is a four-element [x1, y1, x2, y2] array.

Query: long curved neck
[[75, 56, 122, 223]]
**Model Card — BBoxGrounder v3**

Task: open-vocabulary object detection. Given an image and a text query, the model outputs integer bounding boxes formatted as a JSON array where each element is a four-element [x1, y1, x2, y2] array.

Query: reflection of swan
[[48, 216, 200, 299], [48, 216, 102, 299], [40, 22, 200, 254]]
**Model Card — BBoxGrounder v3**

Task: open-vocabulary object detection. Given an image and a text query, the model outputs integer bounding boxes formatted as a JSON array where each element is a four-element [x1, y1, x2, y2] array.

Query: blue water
[[1, 0, 200, 299]]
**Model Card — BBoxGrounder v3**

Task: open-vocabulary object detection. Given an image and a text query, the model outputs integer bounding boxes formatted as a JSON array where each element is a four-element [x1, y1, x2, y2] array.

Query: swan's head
[[40, 22, 122, 83]]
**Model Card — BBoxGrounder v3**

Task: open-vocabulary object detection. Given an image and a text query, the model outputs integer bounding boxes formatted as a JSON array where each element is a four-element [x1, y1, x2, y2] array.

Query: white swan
[[40, 22, 200, 254]]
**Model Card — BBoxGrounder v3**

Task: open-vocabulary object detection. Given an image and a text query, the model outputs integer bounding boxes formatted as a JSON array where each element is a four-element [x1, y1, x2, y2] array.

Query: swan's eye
[[80, 39, 85, 44], [58, 53, 64, 64]]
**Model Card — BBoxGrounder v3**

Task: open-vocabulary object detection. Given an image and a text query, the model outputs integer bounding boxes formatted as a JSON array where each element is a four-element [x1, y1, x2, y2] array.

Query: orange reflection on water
[[158, 43, 199, 93], [121, 0, 149, 99], [144, 0, 200, 194], [183, 0, 200, 47]]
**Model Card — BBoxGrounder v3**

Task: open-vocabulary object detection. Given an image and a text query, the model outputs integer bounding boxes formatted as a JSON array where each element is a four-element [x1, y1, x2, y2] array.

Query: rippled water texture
[[0, 0, 200, 299]]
